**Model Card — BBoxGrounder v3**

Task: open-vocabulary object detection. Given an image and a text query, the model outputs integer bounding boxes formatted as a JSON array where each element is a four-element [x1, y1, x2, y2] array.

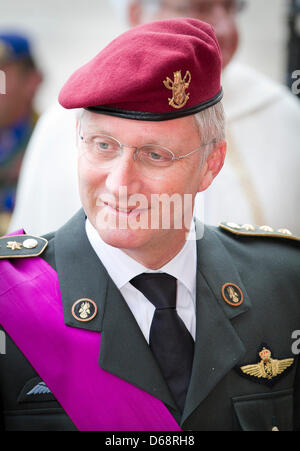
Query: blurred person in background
[[8, 0, 300, 236], [287, 0, 300, 99], [0, 33, 42, 236]]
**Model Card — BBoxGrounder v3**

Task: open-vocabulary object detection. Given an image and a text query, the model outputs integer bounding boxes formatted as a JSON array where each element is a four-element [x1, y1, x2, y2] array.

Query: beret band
[[85, 88, 223, 121]]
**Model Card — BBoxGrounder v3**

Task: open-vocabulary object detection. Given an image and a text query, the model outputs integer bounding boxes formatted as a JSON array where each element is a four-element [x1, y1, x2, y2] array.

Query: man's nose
[[105, 149, 142, 195]]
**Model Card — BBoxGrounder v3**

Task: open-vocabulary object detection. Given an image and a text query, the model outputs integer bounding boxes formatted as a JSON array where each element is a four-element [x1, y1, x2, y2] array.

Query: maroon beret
[[59, 18, 222, 121]]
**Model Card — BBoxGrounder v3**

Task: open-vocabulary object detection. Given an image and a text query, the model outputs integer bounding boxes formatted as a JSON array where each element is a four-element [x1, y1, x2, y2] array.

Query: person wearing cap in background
[[0, 18, 300, 432], [0, 33, 42, 236], [8, 0, 300, 237]]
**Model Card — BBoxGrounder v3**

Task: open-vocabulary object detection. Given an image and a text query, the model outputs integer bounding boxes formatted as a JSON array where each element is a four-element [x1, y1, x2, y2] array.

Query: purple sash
[[0, 231, 181, 431]]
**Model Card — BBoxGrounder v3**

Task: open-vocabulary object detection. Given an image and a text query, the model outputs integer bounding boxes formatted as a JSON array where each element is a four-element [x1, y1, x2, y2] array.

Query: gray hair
[[193, 101, 226, 157]]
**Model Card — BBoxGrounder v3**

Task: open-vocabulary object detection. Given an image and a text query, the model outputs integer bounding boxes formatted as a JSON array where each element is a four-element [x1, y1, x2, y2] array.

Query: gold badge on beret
[[221, 283, 243, 307], [71, 299, 98, 322], [163, 70, 191, 109]]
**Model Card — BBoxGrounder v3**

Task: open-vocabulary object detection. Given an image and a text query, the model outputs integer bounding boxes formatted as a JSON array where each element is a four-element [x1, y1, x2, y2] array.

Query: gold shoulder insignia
[[219, 222, 300, 242], [0, 235, 48, 259], [240, 347, 294, 383]]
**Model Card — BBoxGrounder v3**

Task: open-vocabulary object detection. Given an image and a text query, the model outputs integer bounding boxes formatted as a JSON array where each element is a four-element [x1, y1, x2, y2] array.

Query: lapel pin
[[221, 283, 243, 307], [239, 346, 294, 385], [71, 299, 98, 322]]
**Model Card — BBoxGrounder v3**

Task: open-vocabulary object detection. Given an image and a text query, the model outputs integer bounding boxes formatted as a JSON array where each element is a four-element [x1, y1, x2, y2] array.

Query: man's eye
[[149, 152, 163, 160], [97, 142, 110, 150], [140, 147, 172, 165]]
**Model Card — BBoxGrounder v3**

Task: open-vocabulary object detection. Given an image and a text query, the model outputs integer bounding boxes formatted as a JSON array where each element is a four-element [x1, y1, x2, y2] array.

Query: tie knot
[[130, 273, 177, 310]]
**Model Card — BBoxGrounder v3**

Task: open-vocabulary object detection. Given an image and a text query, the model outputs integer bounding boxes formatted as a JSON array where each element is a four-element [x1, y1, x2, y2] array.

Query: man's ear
[[128, 0, 143, 26], [198, 141, 227, 192]]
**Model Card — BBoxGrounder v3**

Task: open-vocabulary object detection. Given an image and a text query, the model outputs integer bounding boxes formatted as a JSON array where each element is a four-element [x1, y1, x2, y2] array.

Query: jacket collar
[[54, 211, 251, 423], [54, 209, 107, 332]]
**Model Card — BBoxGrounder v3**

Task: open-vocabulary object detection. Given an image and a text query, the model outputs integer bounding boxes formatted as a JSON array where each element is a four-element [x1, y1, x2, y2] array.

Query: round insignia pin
[[23, 238, 38, 249], [221, 283, 243, 307], [71, 299, 98, 322]]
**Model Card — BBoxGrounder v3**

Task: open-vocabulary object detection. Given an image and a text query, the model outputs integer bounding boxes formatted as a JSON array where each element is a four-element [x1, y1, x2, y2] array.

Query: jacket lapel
[[54, 209, 107, 332], [54, 209, 177, 411], [99, 276, 177, 410], [182, 223, 251, 425]]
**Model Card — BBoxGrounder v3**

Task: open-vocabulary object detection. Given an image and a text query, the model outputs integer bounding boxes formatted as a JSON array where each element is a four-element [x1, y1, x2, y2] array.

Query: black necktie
[[130, 273, 194, 412]]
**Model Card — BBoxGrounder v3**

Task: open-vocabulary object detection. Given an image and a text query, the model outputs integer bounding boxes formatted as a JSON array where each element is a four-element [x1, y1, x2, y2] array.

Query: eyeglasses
[[79, 132, 216, 180], [157, 0, 247, 17]]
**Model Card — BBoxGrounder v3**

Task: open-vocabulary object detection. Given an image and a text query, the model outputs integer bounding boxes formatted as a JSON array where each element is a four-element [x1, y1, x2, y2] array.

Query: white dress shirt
[[85, 219, 197, 343]]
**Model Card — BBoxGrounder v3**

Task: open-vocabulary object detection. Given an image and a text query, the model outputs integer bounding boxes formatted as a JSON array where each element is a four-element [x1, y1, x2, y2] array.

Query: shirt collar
[[85, 219, 196, 297]]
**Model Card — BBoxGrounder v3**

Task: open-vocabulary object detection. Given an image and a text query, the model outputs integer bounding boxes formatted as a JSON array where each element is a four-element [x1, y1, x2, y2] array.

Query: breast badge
[[163, 70, 191, 109], [239, 346, 294, 386]]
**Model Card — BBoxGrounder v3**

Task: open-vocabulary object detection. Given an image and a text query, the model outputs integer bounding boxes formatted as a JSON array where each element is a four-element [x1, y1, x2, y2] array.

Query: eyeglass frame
[[78, 127, 217, 168]]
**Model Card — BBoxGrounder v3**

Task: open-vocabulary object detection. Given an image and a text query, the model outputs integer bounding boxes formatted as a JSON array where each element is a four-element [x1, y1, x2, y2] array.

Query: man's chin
[[95, 227, 153, 251]]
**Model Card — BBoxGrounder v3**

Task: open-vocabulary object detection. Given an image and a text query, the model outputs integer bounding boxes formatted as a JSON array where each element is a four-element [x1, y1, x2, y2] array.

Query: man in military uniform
[[0, 18, 300, 431]]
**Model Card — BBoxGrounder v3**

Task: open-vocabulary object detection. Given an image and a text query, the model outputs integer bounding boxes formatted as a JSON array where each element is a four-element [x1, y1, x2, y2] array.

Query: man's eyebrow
[[80, 128, 164, 145], [80, 128, 111, 135]]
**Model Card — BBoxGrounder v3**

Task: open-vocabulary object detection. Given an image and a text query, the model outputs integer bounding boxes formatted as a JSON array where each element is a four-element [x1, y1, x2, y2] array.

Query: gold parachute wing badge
[[240, 348, 294, 380]]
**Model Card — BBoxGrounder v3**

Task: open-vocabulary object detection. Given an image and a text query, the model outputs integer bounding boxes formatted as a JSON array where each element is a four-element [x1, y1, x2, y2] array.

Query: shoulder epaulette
[[0, 235, 48, 259], [219, 222, 300, 242]]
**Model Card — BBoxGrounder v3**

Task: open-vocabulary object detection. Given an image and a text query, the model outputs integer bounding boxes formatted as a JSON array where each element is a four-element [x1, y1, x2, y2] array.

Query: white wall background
[[0, 0, 291, 113]]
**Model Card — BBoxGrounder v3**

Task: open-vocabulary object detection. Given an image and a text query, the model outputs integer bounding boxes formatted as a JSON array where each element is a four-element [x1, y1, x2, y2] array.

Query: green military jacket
[[0, 210, 300, 431]]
